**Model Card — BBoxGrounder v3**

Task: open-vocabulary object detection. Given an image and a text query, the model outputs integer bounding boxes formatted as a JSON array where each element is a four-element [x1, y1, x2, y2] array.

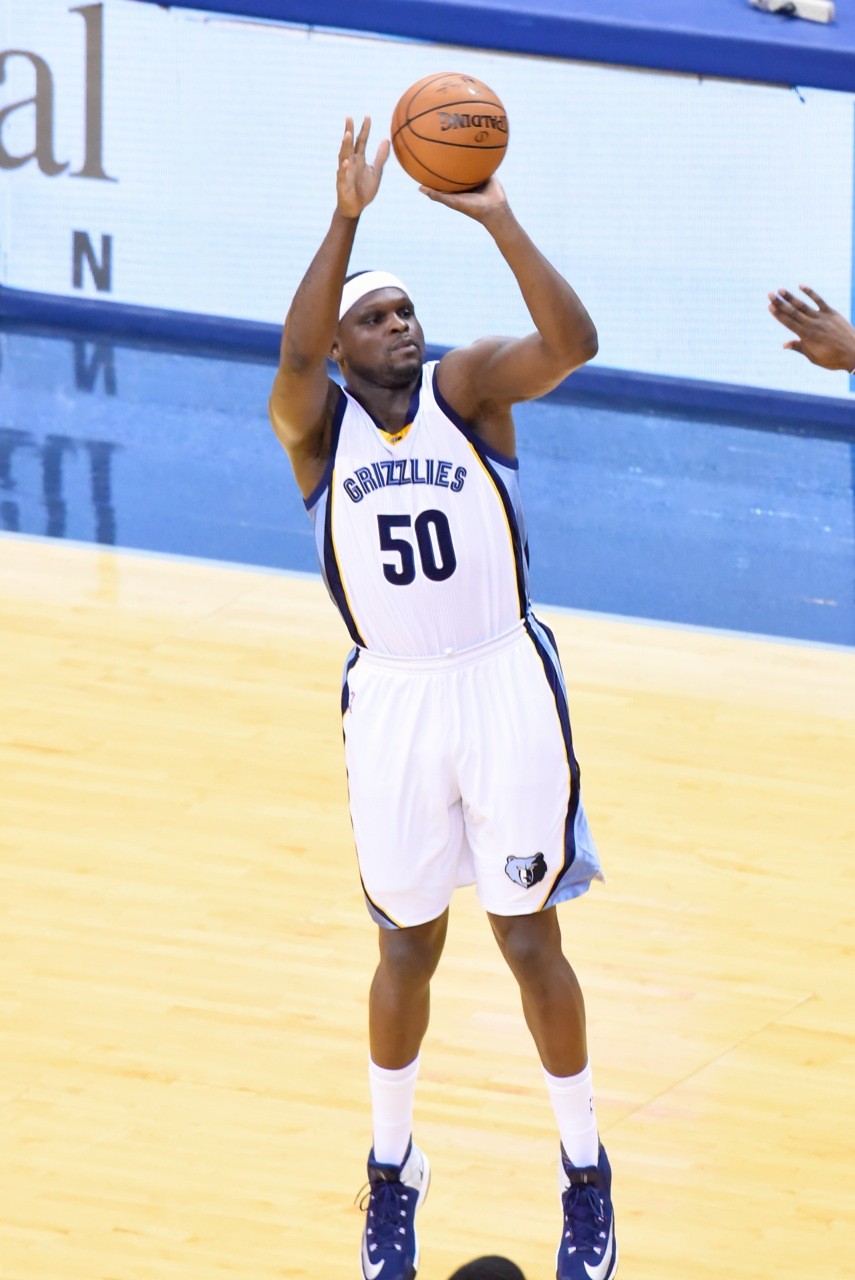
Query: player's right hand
[[419, 174, 510, 225], [768, 286, 855, 373], [337, 116, 390, 219]]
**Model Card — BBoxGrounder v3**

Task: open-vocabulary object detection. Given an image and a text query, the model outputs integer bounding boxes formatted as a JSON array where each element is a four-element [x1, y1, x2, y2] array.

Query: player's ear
[[330, 333, 341, 362]]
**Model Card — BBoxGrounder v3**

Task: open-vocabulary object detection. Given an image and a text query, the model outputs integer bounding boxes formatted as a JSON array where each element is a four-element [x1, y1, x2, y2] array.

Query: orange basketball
[[391, 72, 509, 193]]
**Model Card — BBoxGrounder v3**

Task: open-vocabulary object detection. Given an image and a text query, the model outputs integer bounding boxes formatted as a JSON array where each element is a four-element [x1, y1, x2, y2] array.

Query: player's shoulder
[[439, 336, 512, 371], [436, 337, 515, 417]]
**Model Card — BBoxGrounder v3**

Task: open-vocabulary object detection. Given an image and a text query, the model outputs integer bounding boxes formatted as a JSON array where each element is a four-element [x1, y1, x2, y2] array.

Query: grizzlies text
[[343, 458, 467, 503]]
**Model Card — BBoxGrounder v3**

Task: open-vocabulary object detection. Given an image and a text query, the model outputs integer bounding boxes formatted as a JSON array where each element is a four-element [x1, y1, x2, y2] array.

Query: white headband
[[339, 271, 410, 321]]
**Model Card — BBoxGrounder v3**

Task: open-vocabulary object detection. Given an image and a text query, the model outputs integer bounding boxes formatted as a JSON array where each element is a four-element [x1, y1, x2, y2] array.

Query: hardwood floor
[[2, 535, 852, 1280]]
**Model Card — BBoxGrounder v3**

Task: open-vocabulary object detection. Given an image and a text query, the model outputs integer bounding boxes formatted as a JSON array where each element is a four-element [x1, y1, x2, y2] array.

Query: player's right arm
[[269, 117, 390, 499]]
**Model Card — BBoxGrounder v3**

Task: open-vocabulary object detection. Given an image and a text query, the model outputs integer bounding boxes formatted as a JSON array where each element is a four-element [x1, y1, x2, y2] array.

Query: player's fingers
[[418, 187, 457, 212], [418, 185, 452, 205], [775, 291, 811, 324], [768, 300, 802, 333], [783, 339, 804, 354], [339, 117, 354, 161], [354, 116, 371, 154], [800, 285, 830, 312], [373, 138, 391, 174], [778, 288, 814, 315]]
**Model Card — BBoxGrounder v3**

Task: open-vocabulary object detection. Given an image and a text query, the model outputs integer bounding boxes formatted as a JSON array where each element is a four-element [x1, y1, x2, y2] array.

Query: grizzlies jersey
[[305, 361, 531, 658]]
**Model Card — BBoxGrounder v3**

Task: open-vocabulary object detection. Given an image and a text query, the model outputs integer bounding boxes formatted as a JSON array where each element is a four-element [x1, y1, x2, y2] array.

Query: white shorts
[[341, 617, 603, 929]]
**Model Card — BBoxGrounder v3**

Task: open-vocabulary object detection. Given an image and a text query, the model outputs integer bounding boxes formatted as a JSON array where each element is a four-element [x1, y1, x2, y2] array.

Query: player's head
[[332, 270, 425, 389], [447, 1258, 527, 1280]]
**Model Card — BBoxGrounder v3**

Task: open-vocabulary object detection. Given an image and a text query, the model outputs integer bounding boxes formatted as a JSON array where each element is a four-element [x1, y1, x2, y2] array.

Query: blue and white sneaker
[[359, 1139, 430, 1280], [556, 1143, 617, 1280]]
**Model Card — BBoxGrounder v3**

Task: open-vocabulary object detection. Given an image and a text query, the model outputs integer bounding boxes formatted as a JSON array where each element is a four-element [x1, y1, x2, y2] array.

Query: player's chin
[[384, 350, 424, 384]]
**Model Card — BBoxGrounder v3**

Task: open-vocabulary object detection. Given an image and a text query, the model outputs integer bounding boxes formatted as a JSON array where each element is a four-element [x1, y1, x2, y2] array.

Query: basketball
[[447, 1258, 527, 1280], [391, 72, 509, 193]]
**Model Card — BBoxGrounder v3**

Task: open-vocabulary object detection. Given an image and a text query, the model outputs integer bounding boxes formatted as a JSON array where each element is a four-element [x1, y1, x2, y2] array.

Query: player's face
[[333, 289, 426, 389]]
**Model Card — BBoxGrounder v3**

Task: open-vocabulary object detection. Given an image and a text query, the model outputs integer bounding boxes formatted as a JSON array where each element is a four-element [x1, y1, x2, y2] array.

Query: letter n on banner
[[72, 231, 112, 291]]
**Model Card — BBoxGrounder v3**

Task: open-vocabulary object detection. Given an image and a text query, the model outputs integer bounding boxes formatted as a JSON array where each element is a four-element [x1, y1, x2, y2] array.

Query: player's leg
[[488, 912, 615, 1280], [344, 654, 462, 1279], [486, 906, 603, 1166], [458, 628, 616, 1280], [487, 906, 586, 1077], [368, 912, 448, 1174], [360, 914, 446, 1280], [370, 909, 449, 1072]]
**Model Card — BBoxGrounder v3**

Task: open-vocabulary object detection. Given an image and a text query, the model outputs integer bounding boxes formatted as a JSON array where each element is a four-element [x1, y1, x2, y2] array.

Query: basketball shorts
[[341, 617, 603, 929]]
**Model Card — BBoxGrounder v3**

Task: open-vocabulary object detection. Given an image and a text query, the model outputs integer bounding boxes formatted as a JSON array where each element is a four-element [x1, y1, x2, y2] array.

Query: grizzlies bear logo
[[504, 852, 547, 889]]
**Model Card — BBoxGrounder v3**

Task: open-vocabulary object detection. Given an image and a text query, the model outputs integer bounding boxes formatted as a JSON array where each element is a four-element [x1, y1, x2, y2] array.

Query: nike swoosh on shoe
[[584, 1219, 615, 1280], [361, 1236, 385, 1280]]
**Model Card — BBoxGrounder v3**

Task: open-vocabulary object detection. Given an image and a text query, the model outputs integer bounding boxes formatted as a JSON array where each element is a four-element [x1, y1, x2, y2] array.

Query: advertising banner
[[1, 0, 853, 401]]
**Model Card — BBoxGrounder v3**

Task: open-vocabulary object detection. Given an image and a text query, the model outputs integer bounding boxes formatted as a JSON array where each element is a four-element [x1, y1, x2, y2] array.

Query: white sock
[[369, 1055, 420, 1166], [544, 1061, 599, 1168]]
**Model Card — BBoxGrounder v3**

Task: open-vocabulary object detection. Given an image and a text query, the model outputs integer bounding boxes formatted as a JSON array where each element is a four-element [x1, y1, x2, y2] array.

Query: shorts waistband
[[357, 621, 527, 673]]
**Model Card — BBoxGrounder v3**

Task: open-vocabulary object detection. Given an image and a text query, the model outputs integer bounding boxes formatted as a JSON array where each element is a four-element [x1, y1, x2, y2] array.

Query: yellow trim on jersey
[[377, 422, 413, 446], [463, 439, 521, 614]]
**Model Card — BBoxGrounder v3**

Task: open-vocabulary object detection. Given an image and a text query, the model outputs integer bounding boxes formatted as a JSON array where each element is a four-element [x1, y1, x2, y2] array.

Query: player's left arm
[[428, 179, 598, 419]]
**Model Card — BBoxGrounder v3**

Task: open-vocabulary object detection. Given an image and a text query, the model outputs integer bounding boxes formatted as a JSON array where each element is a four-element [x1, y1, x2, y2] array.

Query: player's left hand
[[768, 286, 855, 372], [418, 175, 510, 224], [337, 116, 390, 219]]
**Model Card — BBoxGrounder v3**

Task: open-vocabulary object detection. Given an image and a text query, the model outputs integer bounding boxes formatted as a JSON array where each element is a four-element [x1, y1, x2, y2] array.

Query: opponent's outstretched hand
[[768, 286, 855, 372], [419, 175, 510, 224], [337, 116, 390, 219]]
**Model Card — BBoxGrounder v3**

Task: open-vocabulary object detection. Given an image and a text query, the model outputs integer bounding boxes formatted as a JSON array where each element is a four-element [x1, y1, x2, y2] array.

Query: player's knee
[[491, 913, 559, 986], [378, 915, 447, 984]]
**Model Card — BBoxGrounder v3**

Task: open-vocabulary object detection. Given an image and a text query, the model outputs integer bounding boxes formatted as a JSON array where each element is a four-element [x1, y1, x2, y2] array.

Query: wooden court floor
[[1, 535, 853, 1280]]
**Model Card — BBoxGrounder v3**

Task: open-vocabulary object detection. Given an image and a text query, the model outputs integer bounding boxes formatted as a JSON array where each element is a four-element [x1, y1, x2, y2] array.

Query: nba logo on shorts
[[504, 852, 547, 888]]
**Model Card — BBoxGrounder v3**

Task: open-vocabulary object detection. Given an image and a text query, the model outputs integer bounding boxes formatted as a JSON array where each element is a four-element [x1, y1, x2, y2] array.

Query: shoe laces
[[562, 1182, 606, 1255], [357, 1179, 411, 1252]]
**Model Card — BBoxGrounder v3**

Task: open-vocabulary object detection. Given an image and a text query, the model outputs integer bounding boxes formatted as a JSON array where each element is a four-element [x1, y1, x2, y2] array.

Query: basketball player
[[269, 117, 616, 1280], [768, 285, 855, 373]]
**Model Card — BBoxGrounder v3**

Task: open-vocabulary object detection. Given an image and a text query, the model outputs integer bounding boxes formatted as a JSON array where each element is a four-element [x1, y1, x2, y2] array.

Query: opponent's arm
[[428, 179, 598, 420], [269, 117, 389, 496], [768, 286, 855, 373]]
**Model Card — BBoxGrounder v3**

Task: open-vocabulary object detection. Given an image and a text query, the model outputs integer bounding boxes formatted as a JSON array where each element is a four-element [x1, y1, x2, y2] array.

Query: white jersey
[[306, 361, 531, 658]]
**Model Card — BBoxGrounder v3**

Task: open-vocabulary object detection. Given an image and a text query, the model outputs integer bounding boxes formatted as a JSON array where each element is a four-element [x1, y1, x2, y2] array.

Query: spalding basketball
[[391, 72, 509, 193]]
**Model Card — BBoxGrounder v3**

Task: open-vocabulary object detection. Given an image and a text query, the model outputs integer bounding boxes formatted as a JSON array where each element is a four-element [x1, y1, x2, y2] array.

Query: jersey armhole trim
[[431, 364, 519, 472], [303, 385, 348, 511]]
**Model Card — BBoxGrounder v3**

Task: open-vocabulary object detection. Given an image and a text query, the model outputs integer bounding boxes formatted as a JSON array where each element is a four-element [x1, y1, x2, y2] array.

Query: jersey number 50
[[377, 511, 457, 585]]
